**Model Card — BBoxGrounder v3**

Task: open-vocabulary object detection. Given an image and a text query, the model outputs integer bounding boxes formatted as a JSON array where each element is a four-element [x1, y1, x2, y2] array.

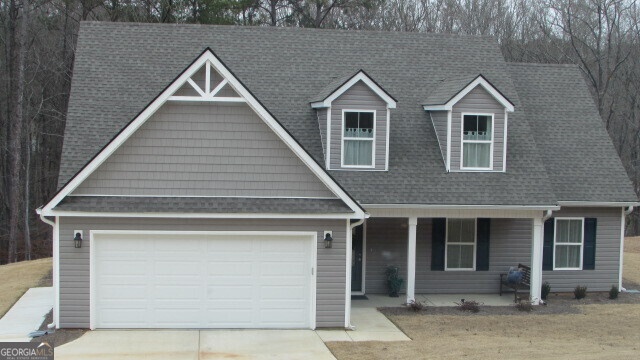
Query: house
[[37, 22, 638, 331]]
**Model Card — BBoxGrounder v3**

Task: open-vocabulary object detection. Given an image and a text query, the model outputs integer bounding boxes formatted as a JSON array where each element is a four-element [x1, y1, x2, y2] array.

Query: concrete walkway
[[0, 287, 53, 342], [316, 307, 411, 342], [55, 330, 336, 360]]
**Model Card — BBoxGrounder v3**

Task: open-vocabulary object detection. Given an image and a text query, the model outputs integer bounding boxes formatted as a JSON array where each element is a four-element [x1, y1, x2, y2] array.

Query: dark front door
[[351, 224, 364, 292]]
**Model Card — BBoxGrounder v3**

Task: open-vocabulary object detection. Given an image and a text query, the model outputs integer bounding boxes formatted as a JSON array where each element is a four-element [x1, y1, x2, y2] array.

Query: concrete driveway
[[55, 329, 336, 360]]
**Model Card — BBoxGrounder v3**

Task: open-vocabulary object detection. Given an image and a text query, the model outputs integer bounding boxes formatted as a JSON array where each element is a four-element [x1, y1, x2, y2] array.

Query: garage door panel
[[93, 233, 313, 329]]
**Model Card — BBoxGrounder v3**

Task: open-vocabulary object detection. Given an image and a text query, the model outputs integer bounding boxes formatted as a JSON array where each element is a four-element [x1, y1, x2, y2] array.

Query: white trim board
[[423, 75, 515, 112], [311, 71, 396, 109], [89, 230, 318, 330], [40, 210, 361, 219], [42, 49, 365, 219]]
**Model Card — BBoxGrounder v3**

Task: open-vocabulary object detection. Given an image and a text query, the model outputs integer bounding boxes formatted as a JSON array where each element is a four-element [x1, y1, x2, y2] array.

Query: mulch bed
[[380, 290, 640, 317], [30, 310, 87, 348]]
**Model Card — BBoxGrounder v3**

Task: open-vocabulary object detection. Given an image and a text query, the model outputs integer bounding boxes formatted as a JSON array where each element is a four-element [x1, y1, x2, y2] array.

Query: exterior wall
[[72, 103, 335, 198], [429, 111, 448, 166], [328, 81, 388, 170], [543, 207, 623, 292], [450, 86, 505, 172], [57, 217, 347, 329], [316, 108, 328, 164], [364, 218, 409, 294]]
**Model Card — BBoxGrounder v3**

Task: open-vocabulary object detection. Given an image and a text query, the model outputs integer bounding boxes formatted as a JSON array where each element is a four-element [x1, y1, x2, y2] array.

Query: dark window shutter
[[583, 218, 597, 270], [543, 218, 554, 271], [476, 218, 490, 271], [431, 218, 446, 271]]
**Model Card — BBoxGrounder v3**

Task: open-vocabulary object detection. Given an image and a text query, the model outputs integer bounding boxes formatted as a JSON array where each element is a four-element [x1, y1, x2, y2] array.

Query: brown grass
[[327, 304, 640, 359], [624, 237, 640, 285], [0, 258, 52, 318]]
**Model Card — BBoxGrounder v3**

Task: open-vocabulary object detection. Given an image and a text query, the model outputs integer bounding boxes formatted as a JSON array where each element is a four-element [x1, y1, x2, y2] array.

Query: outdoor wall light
[[73, 232, 83, 248], [324, 232, 333, 249]]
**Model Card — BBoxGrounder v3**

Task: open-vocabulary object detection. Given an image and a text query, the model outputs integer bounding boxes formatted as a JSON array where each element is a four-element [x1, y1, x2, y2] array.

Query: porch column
[[407, 217, 418, 304], [530, 217, 544, 305]]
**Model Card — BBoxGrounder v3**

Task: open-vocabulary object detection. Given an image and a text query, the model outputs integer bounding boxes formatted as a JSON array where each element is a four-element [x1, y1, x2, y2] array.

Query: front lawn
[[0, 258, 52, 318], [327, 304, 640, 359], [624, 236, 640, 286]]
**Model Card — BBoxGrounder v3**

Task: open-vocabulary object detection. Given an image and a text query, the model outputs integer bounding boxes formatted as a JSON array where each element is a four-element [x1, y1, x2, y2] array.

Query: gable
[[44, 47, 365, 216], [71, 102, 337, 198]]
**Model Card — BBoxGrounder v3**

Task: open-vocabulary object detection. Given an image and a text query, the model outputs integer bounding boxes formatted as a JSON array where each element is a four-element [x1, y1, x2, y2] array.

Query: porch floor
[[353, 293, 516, 308]]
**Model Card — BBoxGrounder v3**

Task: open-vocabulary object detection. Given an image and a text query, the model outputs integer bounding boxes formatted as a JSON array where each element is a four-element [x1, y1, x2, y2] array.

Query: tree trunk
[[6, 0, 28, 263], [24, 128, 31, 260]]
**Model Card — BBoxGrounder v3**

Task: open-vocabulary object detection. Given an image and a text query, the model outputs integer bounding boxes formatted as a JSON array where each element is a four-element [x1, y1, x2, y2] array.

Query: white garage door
[[91, 232, 315, 329]]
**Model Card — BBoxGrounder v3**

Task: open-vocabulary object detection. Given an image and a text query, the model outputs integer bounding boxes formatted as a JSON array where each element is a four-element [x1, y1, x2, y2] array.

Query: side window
[[462, 114, 493, 169], [554, 218, 584, 270], [342, 111, 375, 167]]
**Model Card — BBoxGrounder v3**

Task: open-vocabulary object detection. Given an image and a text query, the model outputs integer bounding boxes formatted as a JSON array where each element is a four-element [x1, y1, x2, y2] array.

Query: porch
[[350, 208, 549, 305]]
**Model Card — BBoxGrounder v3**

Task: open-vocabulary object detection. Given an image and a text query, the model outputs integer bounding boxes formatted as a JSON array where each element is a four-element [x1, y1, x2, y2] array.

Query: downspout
[[620, 206, 634, 292], [35, 207, 56, 329], [345, 214, 367, 330], [542, 209, 553, 221]]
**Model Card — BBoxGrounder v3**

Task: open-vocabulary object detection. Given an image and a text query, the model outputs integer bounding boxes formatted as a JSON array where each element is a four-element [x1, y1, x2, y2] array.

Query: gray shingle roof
[[422, 74, 479, 105], [55, 196, 353, 213], [57, 22, 636, 208], [309, 70, 360, 103], [508, 63, 637, 202]]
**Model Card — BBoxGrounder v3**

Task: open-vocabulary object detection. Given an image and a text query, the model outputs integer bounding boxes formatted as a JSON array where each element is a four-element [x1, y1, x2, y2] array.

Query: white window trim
[[340, 109, 376, 169], [553, 217, 585, 271], [444, 218, 477, 271], [460, 112, 494, 171]]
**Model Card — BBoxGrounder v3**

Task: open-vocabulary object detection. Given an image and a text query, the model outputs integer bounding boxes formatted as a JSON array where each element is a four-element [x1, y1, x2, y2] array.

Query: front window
[[554, 218, 584, 270], [343, 111, 374, 167], [462, 114, 493, 169], [446, 218, 476, 270]]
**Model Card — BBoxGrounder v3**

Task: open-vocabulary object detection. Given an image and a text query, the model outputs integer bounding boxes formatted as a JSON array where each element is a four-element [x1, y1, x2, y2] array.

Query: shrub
[[574, 285, 588, 299], [455, 299, 481, 313], [407, 300, 426, 312], [515, 301, 533, 312], [385, 266, 404, 297], [541, 282, 551, 300], [609, 285, 619, 300]]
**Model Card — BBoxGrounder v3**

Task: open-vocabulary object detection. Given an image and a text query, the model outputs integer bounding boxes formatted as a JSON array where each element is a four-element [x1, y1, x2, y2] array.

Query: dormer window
[[343, 110, 375, 167], [462, 114, 493, 169]]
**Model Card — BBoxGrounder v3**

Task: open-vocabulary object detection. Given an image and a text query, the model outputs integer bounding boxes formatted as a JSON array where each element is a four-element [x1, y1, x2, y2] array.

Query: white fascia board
[[423, 76, 515, 113], [557, 201, 640, 207], [315, 72, 396, 109], [448, 77, 514, 112], [362, 204, 560, 211], [40, 210, 359, 219], [43, 49, 365, 218]]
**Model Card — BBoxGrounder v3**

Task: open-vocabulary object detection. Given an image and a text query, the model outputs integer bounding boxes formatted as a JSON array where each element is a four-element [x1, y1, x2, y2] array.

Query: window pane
[[463, 143, 490, 168], [344, 112, 374, 138], [556, 219, 582, 243], [344, 140, 373, 166], [447, 244, 474, 269], [447, 219, 462, 242], [447, 219, 474, 243], [555, 245, 581, 268], [463, 115, 492, 140]]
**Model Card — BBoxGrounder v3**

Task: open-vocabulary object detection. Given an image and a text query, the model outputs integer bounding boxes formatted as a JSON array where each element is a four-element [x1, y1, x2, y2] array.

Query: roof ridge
[[507, 62, 578, 68]]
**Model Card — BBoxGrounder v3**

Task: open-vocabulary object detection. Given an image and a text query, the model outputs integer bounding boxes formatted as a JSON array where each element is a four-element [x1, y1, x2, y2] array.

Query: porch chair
[[499, 264, 531, 302]]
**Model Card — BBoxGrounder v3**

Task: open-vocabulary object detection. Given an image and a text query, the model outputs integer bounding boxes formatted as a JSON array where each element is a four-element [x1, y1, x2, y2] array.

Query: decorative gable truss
[[41, 48, 366, 219], [423, 75, 514, 173], [169, 60, 244, 102], [310, 70, 397, 171]]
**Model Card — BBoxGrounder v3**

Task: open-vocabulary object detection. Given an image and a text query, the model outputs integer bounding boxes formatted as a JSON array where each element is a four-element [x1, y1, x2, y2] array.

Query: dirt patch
[[30, 310, 87, 348], [327, 304, 640, 359], [36, 269, 53, 287], [625, 236, 640, 253], [0, 258, 52, 317]]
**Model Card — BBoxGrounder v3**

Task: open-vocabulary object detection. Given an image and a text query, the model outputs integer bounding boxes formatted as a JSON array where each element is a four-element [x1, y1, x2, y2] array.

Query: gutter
[[624, 206, 634, 215]]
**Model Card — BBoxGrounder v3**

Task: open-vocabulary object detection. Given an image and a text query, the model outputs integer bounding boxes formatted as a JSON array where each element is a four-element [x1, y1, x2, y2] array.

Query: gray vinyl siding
[[316, 108, 328, 164], [429, 111, 448, 165], [72, 103, 335, 198], [543, 207, 623, 292], [450, 86, 505, 172], [58, 217, 347, 329], [329, 81, 388, 170]]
